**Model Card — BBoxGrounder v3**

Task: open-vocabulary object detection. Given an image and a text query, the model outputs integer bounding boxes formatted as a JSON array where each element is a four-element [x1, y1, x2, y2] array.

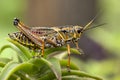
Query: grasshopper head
[[74, 26, 83, 34], [14, 18, 20, 26], [73, 26, 84, 38]]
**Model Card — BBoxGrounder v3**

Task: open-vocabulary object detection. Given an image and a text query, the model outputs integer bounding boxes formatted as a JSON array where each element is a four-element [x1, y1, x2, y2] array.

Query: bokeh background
[[0, 0, 120, 80]]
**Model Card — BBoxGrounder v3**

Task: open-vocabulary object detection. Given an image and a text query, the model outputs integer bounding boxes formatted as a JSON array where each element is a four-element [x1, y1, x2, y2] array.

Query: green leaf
[[29, 58, 61, 80], [62, 69, 102, 80], [60, 60, 80, 70], [38, 71, 56, 80], [0, 44, 28, 62], [62, 76, 83, 80], [0, 61, 19, 80], [0, 61, 35, 80], [0, 58, 12, 67], [45, 47, 80, 56], [0, 45, 12, 54], [48, 57, 61, 80], [40, 57, 61, 80], [38, 69, 102, 80], [7, 38, 32, 60]]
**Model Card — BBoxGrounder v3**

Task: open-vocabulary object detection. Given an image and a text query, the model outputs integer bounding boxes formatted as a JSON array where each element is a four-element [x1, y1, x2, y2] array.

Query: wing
[[30, 25, 74, 36], [30, 26, 57, 36]]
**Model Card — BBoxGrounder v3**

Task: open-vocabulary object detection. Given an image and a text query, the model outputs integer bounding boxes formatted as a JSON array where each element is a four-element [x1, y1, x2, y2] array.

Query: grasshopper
[[8, 17, 104, 70]]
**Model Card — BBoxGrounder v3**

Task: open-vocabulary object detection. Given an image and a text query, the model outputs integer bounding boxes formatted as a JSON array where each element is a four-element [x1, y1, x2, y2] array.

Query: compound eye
[[14, 18, 20, 26], [61, 30, 67, 33], [77, 29, 82, 33]]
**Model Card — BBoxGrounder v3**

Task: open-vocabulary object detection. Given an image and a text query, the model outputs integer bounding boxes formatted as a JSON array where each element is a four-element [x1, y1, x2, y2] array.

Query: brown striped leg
[[41, 42, 45, 57], [67, 44, 71, 72], [75, 41, 84, 54], [46, 39, 57, 47]]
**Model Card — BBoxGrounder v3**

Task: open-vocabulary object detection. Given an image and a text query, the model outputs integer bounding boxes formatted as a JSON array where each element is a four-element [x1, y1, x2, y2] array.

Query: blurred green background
[[0, 0, 120, 80]]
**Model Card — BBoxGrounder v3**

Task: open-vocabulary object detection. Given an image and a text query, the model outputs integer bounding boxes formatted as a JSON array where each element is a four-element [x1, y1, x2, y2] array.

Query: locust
[[8, 17, 105, 70]]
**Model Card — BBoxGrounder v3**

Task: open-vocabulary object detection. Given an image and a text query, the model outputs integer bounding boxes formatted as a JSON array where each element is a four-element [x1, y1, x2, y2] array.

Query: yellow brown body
[[8, 17, 95, 71]]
